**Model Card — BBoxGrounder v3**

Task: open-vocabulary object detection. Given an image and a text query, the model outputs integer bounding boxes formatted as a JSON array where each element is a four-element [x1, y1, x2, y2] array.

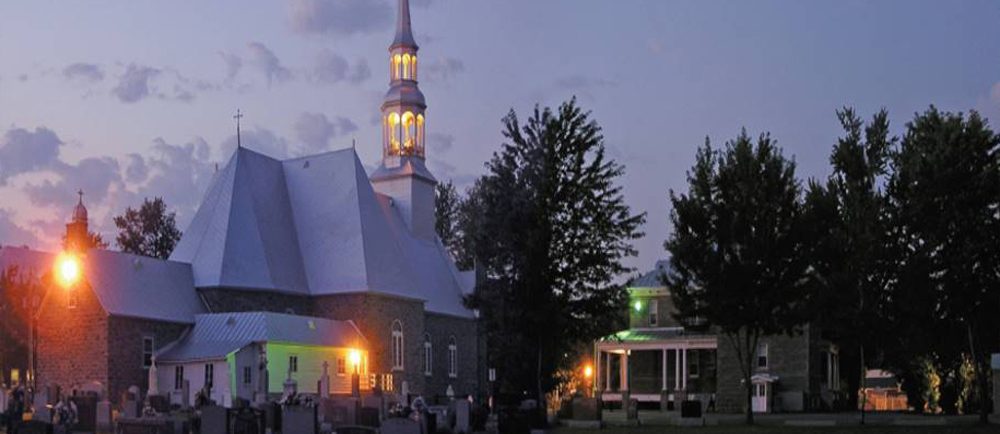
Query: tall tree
[[665, 131, 810, 424], [804, 108, 894, 421], [467, 98, 645, 404], [113, 197, 182, 260], [887, 107, 1000, 423]]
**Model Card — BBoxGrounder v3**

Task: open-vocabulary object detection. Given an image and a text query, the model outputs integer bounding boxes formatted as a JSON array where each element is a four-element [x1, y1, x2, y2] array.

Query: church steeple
[[381, 0, 426, 159], [372, 0, 437, 241]]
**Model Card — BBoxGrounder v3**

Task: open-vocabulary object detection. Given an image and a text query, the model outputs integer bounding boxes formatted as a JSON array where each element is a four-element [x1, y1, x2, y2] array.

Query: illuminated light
[[55, 252, 82, 288], [348, 349, 362, 371], [583, 365, 593, 379], [633, 300, 642, 312]]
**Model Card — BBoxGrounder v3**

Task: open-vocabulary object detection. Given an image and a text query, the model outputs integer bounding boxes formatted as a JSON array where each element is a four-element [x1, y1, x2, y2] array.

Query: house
[[154, 312, 368, 406], [594, 260, 841, 413], [0, 0, 481, 407]]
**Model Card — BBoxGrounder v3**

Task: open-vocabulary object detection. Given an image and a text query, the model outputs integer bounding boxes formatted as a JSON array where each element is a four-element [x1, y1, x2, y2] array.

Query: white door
[[751, 383, 768, 413]]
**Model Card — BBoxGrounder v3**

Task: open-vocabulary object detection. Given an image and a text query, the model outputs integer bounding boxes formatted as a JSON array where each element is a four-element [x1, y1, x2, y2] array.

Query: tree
[[467, 98, 645, 405], [887, 107, 1000, 423], [113, 197, 182, 260], [665, 130, 810, 424], [803, 108, 894, 421]]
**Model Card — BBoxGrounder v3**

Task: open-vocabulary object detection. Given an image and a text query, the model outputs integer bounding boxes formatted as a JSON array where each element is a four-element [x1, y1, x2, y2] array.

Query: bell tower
[[371, 0, 437, 241]]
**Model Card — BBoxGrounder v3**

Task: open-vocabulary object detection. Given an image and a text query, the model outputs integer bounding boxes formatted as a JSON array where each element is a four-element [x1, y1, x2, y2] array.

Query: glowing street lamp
[[348, 348, 362, 397], [348, 349, 362, 374], [55, 252, 82, 288], [582, 363, 594, 398]]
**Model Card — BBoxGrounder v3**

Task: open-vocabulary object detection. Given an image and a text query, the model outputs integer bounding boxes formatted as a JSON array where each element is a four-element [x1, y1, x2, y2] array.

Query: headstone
[[96, 400, 113, 432], [381, 417, 420, 434], [454, 399, 471, 434], [320, 362, 331, 399], [148, 395, 170, 414], [281, 405, 317, 434], [320, 397, 358, 426], [571, 397, 600, 421], [200, 405, 229, 434], [69, 395, 98, 433], [32, 392, 52, 423]]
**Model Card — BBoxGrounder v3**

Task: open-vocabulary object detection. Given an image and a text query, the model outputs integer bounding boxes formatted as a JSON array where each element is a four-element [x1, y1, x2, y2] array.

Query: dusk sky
[[1, 0, 998, 273]]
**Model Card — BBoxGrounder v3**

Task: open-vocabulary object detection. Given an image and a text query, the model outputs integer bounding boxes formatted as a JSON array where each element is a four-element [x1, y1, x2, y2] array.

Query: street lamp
[[348, 349, 362, 397], [55, 252, 82, 288], [582, 363, 594, 398], [28, 252, 83, 390]]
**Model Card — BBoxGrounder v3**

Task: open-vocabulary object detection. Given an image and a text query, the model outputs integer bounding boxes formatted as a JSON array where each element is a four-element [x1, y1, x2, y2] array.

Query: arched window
[[392, 54, 402, 80], [411, 55, 417, 81], [401, 112, 415, 153], [402, 54, 412, 80], [416, 114, 425, 156], [387, 112, 401, 154], [424, 333, 432, 376], [448, 336, 457, 378], [391, 320, 404, 371]]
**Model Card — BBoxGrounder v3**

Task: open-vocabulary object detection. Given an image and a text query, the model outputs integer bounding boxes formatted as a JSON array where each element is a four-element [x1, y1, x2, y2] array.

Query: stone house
[[595, 260, 840, 413]]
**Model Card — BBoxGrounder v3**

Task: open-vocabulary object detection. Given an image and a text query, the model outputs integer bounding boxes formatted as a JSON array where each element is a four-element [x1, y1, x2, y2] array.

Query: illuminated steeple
[[381, 0, 426, 159], [372, 0, 437, 241]]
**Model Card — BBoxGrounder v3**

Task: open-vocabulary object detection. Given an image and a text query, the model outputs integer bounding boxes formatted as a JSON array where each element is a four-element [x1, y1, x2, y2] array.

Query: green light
[[634, 300, 642, 312]]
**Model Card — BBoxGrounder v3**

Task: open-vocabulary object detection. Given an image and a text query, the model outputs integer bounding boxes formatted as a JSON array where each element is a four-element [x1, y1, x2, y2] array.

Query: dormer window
[[648, 299, 658, 326]]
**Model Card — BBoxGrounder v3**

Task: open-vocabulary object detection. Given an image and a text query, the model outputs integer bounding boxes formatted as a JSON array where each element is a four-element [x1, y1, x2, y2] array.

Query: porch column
[[681, 348, 688, 390], [674, 349, 681, 390], [605, 351, 611, 391], [594, 350, 601, 392], [661, 349, 668, 391], [620, 352, 629, 391]]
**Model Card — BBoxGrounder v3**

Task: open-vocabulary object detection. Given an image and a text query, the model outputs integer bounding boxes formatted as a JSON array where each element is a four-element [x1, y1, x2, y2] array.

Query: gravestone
[[200, 405, 229, 434], [148, 395, 170, 414], [96, 399, 113, 432], [320, 396, 358, 427], [31, 392, 52, 423], [70, 395, 98, 433], [570, 397, 600, 421], [381, 417, 420, 434], [454, 399, 471, 434], [281, 405, 317, 434], [230, 407, 266, 434]]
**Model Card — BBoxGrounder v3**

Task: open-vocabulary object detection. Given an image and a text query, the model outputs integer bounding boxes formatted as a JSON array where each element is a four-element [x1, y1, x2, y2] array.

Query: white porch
[[595, 328, 717, 403]]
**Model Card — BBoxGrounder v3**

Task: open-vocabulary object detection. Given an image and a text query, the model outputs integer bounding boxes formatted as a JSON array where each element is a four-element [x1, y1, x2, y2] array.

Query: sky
[[1, 0, 999, 275]]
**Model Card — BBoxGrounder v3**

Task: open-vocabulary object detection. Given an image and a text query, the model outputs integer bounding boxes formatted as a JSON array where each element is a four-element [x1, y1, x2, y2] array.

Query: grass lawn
[[553, 425, 995, 434]]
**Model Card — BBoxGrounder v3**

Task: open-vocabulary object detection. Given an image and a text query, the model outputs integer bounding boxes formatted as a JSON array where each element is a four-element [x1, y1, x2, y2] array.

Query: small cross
[[234, 109, 244, 148], [77, 189, 84, 204]]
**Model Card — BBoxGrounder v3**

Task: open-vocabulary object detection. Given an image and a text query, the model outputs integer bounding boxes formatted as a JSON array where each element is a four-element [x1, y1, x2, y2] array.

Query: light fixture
[[633, 300, 642, 312], [55, 252, 81, 288]]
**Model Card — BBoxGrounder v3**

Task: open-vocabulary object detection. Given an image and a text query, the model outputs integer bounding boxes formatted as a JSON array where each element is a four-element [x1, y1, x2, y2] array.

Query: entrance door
[[751, 383, 768, 413]]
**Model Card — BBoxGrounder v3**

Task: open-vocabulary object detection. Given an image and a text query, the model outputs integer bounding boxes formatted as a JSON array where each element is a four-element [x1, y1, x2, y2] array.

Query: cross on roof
[[234, 109, 244, 148]]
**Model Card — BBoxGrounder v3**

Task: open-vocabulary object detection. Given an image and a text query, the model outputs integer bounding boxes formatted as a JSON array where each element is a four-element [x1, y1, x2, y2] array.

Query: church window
[[174, 366, 184, 390], [402, 112, 416, 152], [143, 337, 155, 369], [243, 366, 252, 385], [416, 114, 425, 155], [205, 364, 214, 388], [391, 320, 404, 370], [424, 333, 432, 376], [448, 336, 457, 378], [337, 357, 346, 376], [387, 113, 401, 154], [289, 355, 299, 373], [411, 55, 417, 81], [648, 299, 658, 326], [393, 54, 402, 80], [402, 54, 412, 80]]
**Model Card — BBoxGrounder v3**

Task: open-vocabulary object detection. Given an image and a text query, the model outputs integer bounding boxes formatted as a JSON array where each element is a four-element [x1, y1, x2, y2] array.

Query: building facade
[[595, 260, 841, 413]]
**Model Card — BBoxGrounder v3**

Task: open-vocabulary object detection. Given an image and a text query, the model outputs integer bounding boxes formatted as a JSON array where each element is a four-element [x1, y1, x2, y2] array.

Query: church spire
[[392, 0, 417, 50]]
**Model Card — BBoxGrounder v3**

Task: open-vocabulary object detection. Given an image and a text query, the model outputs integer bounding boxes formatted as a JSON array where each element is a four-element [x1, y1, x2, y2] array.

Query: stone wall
[[715, 329, 813, 413], [199, 288, 313, 315], [106, 316, 188, 402], [313, 293, 426, 396], [36, 280, 108, 395], [424, 312, 479, 400]]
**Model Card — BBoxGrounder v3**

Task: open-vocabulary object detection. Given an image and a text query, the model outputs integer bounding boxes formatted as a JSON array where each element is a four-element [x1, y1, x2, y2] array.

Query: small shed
[[155, 311, 368, 406]]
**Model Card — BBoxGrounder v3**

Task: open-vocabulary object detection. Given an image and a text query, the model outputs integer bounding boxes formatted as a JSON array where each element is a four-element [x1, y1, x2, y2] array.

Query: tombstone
[[123, 385, 141, 419], [571, 397, 600, 421], [69, 395, 98, 433], [454, 399, 471, 434], [320, 396, 358, 426], [148, 394, 170, 414], [96, 400, 113, 432], [381, 417, 421, 434], [281, 405, 317, 434], [318, 361, 331, 399], [201, 405, 229, 434], [32, 391, 52, 423]]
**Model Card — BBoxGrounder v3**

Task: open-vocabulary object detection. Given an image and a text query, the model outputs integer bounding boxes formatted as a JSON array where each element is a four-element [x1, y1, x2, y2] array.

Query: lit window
[[402, 54, 411, 80], [391, 320, 404, 370], [649, 299, 658, 326], [757, 343, 768, 369], [448, 336, 457, 378], [174, 366, 184, 390], [289, 356, 299, 373], [205, 364, 214, 388], [337, 357, 346, 376], [142, 337, 155, 369], [424, 334, 433, 377]]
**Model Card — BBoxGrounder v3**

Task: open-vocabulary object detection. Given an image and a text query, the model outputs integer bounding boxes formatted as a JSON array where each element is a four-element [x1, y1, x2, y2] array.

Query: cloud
[[422, 57, 464, 83], [247, 42, 293, 86], [426, 132, 454, 153], [23, 157, 123, 208], [313, 49, 371, 85], [288, 0, 392, 37], [0, 127, 63, 185], [138, 137, 216, 223], [221, 127, 291, 159], [0, 208, 40, 248], [991, 81, 1000, 104], [62, 63, 105, 83], [124, 153, 148, 184], [112, 64, 161, 103], [219, 51, 243, 81], [294, 112, 359, 152]]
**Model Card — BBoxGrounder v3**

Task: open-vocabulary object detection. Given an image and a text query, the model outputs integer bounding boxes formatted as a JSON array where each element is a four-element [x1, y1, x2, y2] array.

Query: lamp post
[[349, 349, 362, 397], [583, 364, 594, 398]]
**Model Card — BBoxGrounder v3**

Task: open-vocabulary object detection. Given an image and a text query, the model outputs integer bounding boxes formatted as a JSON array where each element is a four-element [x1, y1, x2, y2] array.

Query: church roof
[[391, 0, 418, 50], [0, 246, 206, 324], [629, 259, 671, 288], [156, 311, 366, 363], [170, 146, 474, 318]]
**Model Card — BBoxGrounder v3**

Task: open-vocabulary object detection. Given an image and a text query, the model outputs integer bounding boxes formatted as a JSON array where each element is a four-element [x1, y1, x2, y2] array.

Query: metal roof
[[156, 311, 366, 363], [599, 327, 712, 343], [629, 260, 670, 288]]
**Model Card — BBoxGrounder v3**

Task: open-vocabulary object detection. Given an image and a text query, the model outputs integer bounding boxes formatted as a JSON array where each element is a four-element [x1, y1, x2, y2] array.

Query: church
[[0, 0, 480, 407]]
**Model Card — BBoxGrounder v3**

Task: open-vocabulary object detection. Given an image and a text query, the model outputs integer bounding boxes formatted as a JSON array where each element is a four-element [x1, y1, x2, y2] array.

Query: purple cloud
[[113, 64, 161, 103], [0, 127, 63, 185], [62, 63, 105, 82], [313, 49, 371, 85], [294, 112, 359, 152], [247, 42, 292, 86], [422, 57, 464, 83], [288, 0, 392, 37]]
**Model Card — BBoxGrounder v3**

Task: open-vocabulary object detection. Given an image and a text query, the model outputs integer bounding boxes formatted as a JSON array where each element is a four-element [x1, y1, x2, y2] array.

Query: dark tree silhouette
[[113, 197, 182, 260]]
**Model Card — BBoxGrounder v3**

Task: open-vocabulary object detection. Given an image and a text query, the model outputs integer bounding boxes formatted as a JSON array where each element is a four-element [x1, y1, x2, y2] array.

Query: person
[[6, 384, 24, 434], [53, 396, 78, 432]]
